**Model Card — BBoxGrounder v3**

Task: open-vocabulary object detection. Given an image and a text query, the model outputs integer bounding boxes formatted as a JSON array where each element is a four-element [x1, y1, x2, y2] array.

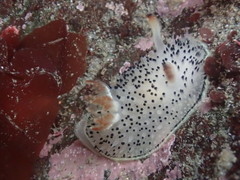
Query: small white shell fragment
[[75, 15, 210, 161]]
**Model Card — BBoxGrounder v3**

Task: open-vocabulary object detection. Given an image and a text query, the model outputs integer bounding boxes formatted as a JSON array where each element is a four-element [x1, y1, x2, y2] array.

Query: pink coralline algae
[[134, 37, 154, 51], [39, 128, 65, 158], [76, 2, 84, 11], [164, 164, 182, 180], [119, 61, 131, 74], [198, 98, 212, 115], [157, 0, 204, 17], [105, 2, 128, 16], [198, 89, 226, 114], [48, 135, 175, 180]]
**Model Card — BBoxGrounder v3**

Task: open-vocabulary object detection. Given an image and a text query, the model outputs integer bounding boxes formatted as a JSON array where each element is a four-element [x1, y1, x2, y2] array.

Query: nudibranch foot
[[75, 15, 210, 161]]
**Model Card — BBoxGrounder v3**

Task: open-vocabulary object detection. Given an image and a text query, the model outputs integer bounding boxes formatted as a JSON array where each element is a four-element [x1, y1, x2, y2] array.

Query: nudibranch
[[75, 15, 210, 160]]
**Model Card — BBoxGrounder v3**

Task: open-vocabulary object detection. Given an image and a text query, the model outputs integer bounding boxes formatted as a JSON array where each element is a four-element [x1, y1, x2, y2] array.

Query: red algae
[[215, 33, 240, 72], [60, 32, 87, 93], [0, 38, 8, 67], [204, 31, 240, 84], [0, 0, 14, 16], [204, 56, 221, 79], [199, 27, 215, 43], [19, 20, 67, 48], [0, 26, 20, 58], [0, 74, 59, 180], [229, 116, 240, 137], [18, 19, 87, 93], [187, 12, 201, 23], [209, 90, 226, 104], [0, 20, 87, 180], [227, 30, 238, 41]]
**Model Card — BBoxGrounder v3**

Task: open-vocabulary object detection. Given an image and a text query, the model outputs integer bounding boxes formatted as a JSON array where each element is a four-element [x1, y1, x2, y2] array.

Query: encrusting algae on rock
[[75, 15, 210, 161]]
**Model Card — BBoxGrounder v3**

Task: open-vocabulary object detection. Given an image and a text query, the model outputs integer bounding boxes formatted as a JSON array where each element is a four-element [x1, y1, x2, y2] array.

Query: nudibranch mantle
[[75, 15, 210, 161]]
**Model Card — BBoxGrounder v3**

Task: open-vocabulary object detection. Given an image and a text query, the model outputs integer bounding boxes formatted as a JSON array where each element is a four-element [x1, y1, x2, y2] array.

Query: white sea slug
[[75, 15, 210, 161]]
